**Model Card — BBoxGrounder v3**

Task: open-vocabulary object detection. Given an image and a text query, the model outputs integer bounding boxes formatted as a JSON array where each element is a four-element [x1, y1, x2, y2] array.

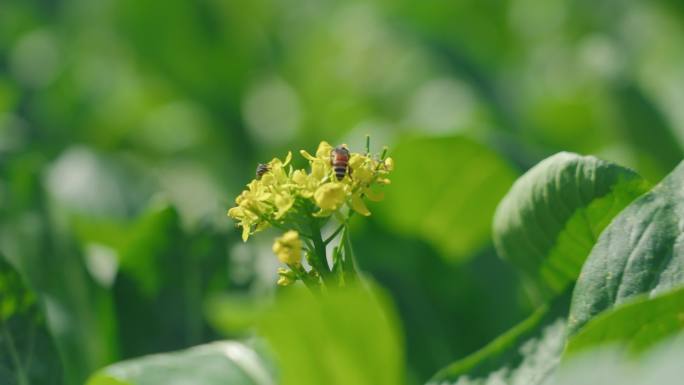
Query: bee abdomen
[[334, 166, 347, 180]]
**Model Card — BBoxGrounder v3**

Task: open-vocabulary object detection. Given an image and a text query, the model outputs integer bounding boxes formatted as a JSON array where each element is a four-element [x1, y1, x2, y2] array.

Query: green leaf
[[377, 135, 518, 262], [493, 152, 650, 299], [0, 254, 64, 385], [566, 286, 684, 356], [427, 290, 571, 385], [256, 283, 404, 385], [568, 160, 684, 335], [86, 341, 273, 385]]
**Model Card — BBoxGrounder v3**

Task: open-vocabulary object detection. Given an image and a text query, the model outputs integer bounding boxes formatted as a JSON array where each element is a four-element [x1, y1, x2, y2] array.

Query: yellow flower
[[292, 169, 317, 198], [227, 206, 256, 241], [274, 191, 294, 219], [314, 182, 346, 211], [349, 154, 376, 186], [301, 141, 334, 181], [272, 231, 302, 265]]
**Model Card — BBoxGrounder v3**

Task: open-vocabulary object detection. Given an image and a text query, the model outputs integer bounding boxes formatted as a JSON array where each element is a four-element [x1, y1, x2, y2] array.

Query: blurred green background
[[1, 0, 684, 384]]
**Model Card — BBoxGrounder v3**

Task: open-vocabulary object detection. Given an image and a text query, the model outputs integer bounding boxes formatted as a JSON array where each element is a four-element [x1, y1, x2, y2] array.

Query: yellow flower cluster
[[227, 141, 393, 242]]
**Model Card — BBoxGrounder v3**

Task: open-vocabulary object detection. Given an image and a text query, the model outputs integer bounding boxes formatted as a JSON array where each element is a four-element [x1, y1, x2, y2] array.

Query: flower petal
[[300, 150, 316, 161], [351, 194, 371, 216]]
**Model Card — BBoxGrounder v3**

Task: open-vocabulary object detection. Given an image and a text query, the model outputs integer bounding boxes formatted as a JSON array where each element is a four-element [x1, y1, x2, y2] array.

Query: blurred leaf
[[205, 294, 268, 336], [528, 89, 613, 154], [255, 283, 404, 385], [566, 286, 684, 356], [568, 160, 684, 335], [1, 219, 119, 385], [86, 341, 273, 385], [377, 135, 517, 262], [427, 289, 571, 385], [614, 83, 684, 181], [548, 333, 684, 385], [72, 201, 183, 296], [494, 152, 649, 299], [75, 201, 232, 358], [352, 221, 531, 383], [0, 254, 63, 385]]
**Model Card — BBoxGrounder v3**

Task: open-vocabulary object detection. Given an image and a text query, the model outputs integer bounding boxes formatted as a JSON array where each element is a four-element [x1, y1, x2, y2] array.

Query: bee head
[[332, 145, 350, 157]]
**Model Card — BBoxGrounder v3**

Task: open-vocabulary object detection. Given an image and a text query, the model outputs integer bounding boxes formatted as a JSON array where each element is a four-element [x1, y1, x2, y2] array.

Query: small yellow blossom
[[274, 191, 294, 219], [349, 154, 376, 186], [272, 231, 302, 265], [292, 169, 317, 198], [300, 141, 334, 181], [314, 182, 346, 211]]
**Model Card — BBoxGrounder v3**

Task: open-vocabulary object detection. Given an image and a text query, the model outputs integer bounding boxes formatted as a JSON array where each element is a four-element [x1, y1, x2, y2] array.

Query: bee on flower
[[227, 137, 393, 288]]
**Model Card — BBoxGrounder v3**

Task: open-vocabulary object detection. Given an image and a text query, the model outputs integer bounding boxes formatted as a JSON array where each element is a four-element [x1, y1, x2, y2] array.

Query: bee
[[330, 145, 351, 181], [255, 163, 270, 180]]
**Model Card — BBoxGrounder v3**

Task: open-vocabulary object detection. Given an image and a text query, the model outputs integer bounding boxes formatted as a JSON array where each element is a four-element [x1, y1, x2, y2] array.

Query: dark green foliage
[[428, 290, 571, 385], [0, 255, 63, 385]]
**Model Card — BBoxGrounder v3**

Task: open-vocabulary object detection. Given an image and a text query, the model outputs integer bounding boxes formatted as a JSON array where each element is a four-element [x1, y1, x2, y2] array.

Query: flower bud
[[272, 231, 302, 265]]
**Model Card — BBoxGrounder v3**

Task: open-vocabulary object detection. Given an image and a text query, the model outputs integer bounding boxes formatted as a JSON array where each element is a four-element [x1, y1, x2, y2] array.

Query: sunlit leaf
[[257, 283, 403, 385], [568, 160, 684, 334], [566, 286, 684, 356], [494, 152, 650, 299]]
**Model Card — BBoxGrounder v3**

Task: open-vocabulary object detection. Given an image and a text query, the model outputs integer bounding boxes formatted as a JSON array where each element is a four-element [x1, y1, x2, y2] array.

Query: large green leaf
[[427, 290, 571, 385], [0, 255, 63, 385], [209, 283, 404, 385], [565, 286, 684, 356], [568, 160, 684, 335], [493, 152, 649, 299], [86, 341, 273, 385], [377, 135, 518, 262]]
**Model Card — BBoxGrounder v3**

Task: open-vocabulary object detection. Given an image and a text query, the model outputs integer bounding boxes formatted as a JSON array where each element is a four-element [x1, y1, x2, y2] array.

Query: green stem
[[292, 265, 321, 294], [309, 220, 334, 285], [324, 223, 346, 244], [340, 226, 358, 283]]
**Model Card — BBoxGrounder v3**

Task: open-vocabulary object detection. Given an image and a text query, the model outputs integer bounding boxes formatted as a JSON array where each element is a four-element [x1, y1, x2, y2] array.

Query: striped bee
[[255, 163, 270, 180], [330, 145, 351, 181]]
